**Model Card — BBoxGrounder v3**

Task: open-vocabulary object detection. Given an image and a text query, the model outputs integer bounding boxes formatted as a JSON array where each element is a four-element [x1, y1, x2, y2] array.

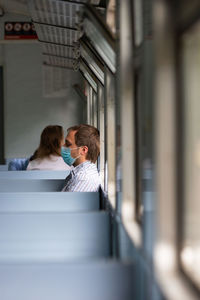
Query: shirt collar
[[72, 160, 91, 176]]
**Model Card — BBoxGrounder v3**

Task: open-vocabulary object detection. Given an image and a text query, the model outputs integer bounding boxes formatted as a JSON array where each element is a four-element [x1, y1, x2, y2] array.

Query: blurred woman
[[27, 125, 71, 170]]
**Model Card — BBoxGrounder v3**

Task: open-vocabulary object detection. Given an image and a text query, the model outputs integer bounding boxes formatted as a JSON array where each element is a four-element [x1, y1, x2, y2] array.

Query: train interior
[[0, 0, 200, 299]]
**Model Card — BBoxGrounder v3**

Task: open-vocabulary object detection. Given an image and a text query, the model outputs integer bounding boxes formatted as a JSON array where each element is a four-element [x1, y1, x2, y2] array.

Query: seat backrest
[[0, 170, 70, 179], [0, 261, 134, 300], [0, 165, 8, 171], [0, 211, 110, 262], [0, 179, 65, 192], [0, 192, 99, 212]]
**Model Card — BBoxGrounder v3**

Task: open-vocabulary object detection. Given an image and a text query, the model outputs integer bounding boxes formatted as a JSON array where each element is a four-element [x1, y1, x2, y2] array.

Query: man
[[61, 124, 101, 192]]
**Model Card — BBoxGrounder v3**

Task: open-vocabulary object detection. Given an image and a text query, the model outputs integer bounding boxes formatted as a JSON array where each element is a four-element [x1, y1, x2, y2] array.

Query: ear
[[80, 146, 88, 156]]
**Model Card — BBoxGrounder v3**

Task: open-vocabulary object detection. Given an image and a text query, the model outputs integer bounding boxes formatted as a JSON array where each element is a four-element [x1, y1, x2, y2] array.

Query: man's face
[[65, 130, 80, 159]]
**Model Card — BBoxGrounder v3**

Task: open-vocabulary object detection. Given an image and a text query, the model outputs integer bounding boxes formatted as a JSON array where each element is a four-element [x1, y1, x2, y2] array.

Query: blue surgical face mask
[[61, 146, 80, 166]]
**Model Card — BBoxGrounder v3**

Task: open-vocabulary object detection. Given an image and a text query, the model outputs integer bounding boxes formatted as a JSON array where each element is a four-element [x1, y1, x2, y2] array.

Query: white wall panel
[[4, 43, 84, 158]]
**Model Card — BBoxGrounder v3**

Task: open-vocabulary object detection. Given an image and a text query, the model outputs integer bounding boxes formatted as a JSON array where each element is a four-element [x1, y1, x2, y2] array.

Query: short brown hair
[[68, 124, 100, 163], [32, 125, 63, 160]]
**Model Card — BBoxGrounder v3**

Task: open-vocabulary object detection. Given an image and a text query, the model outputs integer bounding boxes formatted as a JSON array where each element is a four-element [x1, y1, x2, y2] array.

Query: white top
[[62, 161, 101, 192], [27, 155, 71, 171]]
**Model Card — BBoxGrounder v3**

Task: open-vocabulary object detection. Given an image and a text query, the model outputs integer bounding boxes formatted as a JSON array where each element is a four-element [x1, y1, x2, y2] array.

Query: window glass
[[98, 84, 105, 188], [93, 92, 98, 128], [120, 0, 135, 223], [181, 20, 200, 287], [116, 122, 122, 212], [87, 85, 93, 125], [134, 72, 143, 220], [105, 70, 116, 208], [106, 0, 116, 34], [133, 0, 143, 46]]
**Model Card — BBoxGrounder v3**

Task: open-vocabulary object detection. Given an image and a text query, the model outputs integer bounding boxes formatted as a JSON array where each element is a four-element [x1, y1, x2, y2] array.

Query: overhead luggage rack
[[27, 0, 101, 48], [29, 0, 83, 29], [27, 0, 104, 78], [81, 4, 116, 73], [43, 55, 79, 70], [42, 42, 74, 58], [78, 35, 104, 84], [29, 0, 101, 11], [34, 23, 80, 46], [80, 58, 98, 93], [27, 0, 90, 70]]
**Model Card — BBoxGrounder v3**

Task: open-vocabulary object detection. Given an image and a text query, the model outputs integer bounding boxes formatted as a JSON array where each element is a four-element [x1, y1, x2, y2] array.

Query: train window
[[119, 0, 141, 246], [105, 69, 116, 208], [86, 85, 94, 125], [106, 0, 116, 34], [116, 121, 122, 212], [98, 83, 105, 188], [83, 5, 116, 73], [80, 38, 104, 85], [130, 0, 146, 222], [133, 0, 143, 46], [181, 20, 200, 289], [93, 91, 98, 128], [80, 58, 99, 126], [134, 72, 143, 221], [80, 60, 97, 93]]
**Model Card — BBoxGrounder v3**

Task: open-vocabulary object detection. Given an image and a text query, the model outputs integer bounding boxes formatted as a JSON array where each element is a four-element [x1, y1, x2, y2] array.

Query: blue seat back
[[0, 179, 65, 192], [0, 170, 70, 179], [0, 261, 134, 300], [0, 192, 99, 212], [0, 212, 110, 262], [0, 165, 8, 171]]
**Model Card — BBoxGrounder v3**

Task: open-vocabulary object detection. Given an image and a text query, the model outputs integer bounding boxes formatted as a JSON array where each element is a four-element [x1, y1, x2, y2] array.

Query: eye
[[65, 140, 72, 147]]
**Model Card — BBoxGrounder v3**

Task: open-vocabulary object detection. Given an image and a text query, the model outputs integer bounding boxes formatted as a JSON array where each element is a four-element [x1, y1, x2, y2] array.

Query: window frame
[[118, 0, 142, 247], [176, 3, 200, 294], [154, 0, 200, 299], [97, 82, 105, 189], [105, 67, 116, 208]]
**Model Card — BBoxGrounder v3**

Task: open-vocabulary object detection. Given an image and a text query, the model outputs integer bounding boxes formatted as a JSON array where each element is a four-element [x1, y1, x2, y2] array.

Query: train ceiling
[[0, 0, 115, 86], [0, 0, 106, 15], [0, 0, 29, 15], [28, 0, 103, 70]]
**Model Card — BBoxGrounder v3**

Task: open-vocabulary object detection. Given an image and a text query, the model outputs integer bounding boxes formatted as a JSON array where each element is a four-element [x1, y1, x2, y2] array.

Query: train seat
[[0, 261, 134, 300], [0, 164, 8, 171], [0, 179, 65, 192], [0, 192, 99, 212], [0, 170, 70, 179], [0, 211, 110, 262]]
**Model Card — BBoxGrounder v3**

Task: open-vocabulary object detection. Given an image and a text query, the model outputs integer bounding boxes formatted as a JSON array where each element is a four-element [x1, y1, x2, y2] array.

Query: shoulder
[[28, 155, 71, 171], [27, 158, 41, 170], [55, 156, 71, 170], [74, 162, 99, 181]]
